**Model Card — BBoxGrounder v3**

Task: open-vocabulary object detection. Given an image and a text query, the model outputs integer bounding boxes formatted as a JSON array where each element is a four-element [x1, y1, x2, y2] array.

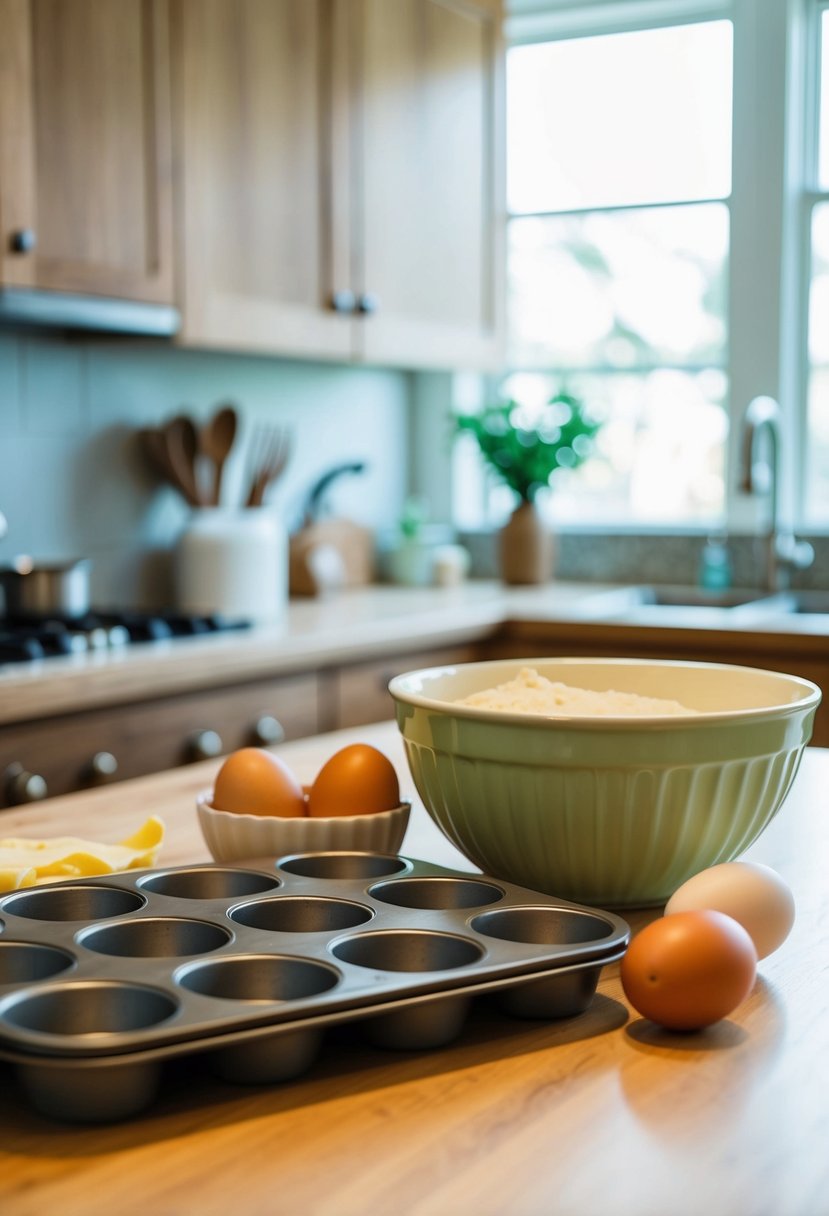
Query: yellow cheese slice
[[0, 816, 165, 892]]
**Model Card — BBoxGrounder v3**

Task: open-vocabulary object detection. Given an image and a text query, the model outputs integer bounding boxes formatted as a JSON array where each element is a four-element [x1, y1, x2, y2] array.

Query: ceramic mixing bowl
[[389, 657, 820, 907]]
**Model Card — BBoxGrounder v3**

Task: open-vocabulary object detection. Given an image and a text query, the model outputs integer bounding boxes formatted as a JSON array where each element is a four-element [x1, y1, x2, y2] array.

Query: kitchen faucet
[[739, 396, 814, 591]]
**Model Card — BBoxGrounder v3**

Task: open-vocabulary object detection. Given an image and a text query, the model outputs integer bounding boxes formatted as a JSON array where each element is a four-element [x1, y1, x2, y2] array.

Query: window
[[806, 7, 829, 526], [451, 0, 829, 535]]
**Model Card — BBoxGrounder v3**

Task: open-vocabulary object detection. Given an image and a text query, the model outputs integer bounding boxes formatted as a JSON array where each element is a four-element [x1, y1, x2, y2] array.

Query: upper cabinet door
[[0, 0, 175, 303], [175, 0, 504, 370], [350, 0, 504, 370], [173, 0, 353, 360]]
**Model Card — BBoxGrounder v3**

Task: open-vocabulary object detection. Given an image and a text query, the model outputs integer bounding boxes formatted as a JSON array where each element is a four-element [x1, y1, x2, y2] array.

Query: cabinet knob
[[86, 751, 119, 784], [187, 729, 224, 761], [357, 292, 379, 315], [250, 715, 285, 746], [330, 289, 357, 313], [9, 228, 37, 254], [4, 762, 48, 805]]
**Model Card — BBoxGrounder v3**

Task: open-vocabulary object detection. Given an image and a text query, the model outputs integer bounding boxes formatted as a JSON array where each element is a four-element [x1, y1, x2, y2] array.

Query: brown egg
[[212, 748, 307, 818], [307, 743, 400, 818], [620, 910, 757, 1031]]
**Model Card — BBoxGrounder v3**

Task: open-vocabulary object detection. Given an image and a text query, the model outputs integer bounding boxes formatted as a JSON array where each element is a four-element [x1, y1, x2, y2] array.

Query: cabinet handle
[[356, 292, 379, 315], [250, 715, 286, 746], [185, 729, 224, 758], [4, 762, 48, 805], [86, 751, 119, 784], [187, 729, 224, 761], [10, 228, 37, 254], [330, 289, 357, 313]]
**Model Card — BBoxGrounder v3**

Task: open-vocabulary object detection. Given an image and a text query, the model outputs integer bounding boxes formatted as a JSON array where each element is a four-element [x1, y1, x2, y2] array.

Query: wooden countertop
[[2, 580, 829, 727], [1, 720, 827, 1216]]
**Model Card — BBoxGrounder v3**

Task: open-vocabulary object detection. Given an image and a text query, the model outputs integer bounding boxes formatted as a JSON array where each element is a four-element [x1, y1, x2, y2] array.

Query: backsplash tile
[[20, 338, 87, 433], [462, 528, 829, 591], [0, 333, 411, 608]]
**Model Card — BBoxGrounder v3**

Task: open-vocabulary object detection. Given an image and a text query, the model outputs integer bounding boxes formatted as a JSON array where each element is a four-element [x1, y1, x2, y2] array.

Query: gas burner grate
[[0, 610, 251, 664]]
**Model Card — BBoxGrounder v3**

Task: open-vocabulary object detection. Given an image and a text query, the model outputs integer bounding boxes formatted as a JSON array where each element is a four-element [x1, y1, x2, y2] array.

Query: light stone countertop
[[1, 579, 828, 727]]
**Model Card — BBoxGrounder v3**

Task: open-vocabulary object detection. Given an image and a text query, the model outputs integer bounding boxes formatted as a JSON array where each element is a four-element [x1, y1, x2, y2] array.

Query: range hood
[[0, 287, 180, 336]]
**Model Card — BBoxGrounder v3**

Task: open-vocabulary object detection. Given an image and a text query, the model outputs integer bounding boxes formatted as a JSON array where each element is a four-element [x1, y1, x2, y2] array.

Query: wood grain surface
[[0, 721, 827, 1216]]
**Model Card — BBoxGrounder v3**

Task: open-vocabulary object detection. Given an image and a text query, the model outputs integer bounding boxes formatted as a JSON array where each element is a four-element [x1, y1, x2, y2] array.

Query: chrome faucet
[[739, 396, 814, 591]]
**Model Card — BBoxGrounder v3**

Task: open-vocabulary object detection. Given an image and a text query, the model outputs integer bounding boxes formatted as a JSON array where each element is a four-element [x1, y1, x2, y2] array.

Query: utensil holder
[[175, 508, 287, 624]]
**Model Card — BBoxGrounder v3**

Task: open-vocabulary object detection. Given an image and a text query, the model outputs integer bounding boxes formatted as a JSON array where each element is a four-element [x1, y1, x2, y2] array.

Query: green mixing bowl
[[389, 658, 820, 908]]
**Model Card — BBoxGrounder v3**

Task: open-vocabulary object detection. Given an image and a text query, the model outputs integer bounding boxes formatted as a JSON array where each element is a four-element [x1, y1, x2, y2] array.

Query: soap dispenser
[[698, 534, 733, 591]]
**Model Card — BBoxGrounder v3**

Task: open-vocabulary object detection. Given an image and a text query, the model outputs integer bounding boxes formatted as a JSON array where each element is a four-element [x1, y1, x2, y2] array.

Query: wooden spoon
[[201, 404, 238, 506], [162, 415, 203, 506]]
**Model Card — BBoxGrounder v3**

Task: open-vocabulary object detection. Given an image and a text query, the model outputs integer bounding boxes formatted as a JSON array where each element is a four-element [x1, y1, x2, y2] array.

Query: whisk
[[244, 425, 292, 507]]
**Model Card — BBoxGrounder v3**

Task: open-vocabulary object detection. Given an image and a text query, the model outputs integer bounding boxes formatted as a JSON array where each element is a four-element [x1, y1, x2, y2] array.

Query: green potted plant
[[454, 392, 600, 584]]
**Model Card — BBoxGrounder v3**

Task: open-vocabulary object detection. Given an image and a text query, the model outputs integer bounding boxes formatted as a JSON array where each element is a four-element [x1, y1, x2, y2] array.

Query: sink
[[602, 586, 829, 624], [636, 586, 771, 609], [777, 593, 829, 617]]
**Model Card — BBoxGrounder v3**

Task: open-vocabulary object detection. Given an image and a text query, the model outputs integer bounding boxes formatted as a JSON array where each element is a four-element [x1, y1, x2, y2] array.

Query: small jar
[[175, 508, 287, 624]]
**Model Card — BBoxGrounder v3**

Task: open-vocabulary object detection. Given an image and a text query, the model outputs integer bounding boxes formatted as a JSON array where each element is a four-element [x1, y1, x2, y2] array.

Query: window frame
[[436, 0, 829, 537], [800, 0, 829, 526]]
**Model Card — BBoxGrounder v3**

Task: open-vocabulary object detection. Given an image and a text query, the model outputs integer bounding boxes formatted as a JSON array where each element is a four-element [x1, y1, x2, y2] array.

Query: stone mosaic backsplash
[[461, 529, 829, 591]]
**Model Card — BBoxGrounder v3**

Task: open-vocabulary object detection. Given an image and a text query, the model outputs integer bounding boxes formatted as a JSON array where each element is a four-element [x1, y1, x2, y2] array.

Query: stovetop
[[0, 610, 251, 664]]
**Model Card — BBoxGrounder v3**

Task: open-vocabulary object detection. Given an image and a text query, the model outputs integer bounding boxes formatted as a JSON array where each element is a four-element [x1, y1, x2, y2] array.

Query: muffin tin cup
[[0, 853, 629, 1122], [12, 1050, 166, 1125]]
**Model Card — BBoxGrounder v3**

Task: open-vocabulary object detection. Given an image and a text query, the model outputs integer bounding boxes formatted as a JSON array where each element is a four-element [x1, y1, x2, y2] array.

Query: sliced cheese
[[0, 816, 165, 892]]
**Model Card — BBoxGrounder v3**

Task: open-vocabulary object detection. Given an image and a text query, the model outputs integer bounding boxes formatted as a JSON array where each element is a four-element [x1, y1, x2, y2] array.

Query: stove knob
[[250, 715, 285, 746], [4, 762, 48, 805], [187, 729, 223, 761], [86, 751, 119, 784]]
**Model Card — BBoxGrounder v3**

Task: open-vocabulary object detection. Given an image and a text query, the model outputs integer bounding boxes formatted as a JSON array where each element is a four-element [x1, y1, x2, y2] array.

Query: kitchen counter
[[0, 719, 826, 1216], [2, 580, 829, 727]]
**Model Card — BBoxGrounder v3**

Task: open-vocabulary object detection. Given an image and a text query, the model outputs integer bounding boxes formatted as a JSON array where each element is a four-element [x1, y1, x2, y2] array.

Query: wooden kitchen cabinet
[[0, 670, 320, 808], [0, 641, 485, 806], [331, 642, 481, 728], [351, 0, 505, 369], [0, 0, 175, 303], [172, 0, 504, 369]]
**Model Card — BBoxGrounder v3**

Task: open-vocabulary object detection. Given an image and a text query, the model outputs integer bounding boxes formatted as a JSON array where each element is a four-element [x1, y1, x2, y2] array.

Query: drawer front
[[0, 672, 320, 806], [334, 646, 481, 730]]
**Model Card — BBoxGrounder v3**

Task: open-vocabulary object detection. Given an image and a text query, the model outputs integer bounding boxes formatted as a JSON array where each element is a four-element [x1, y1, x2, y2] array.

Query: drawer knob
[[357, 292, 379, 315], [87, 751, 119, 783], [10, 228, 37, 254], [330, 289, 356, 313], [251, 715, 285, 746], [188, 729, 223, 761], [4, 762, 48, 805]]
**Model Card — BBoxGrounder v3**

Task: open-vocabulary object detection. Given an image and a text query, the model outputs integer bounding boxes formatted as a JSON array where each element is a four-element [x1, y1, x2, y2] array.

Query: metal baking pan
[[0, 853, 629, 1122]]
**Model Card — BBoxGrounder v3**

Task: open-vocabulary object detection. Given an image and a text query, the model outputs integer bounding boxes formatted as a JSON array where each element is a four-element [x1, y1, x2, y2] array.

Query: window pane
[[495, 369, 727, 526], [806, 369, 829, 525], [807, 202, 829, 525], [809, 203, 829, 363], [819, 11, 829, 188], [508, 203, 729, 369], [507, 22, 733, 214]]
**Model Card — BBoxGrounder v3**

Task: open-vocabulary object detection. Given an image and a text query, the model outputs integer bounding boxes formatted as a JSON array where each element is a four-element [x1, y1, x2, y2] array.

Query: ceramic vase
[[498, 500, 555, 585]]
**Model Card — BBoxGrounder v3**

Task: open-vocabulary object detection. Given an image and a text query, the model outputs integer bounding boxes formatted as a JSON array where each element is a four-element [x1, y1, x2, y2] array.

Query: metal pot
[[0, 557, 92, 618]]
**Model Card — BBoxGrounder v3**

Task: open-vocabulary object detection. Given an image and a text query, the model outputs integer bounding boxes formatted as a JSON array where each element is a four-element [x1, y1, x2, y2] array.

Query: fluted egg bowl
[[197, 793, 410, 863], [389, 657, 820, 907]]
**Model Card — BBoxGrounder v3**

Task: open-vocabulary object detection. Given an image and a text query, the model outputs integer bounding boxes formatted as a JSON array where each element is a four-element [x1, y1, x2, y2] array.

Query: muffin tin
[[0, 852, 629, 1123]]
